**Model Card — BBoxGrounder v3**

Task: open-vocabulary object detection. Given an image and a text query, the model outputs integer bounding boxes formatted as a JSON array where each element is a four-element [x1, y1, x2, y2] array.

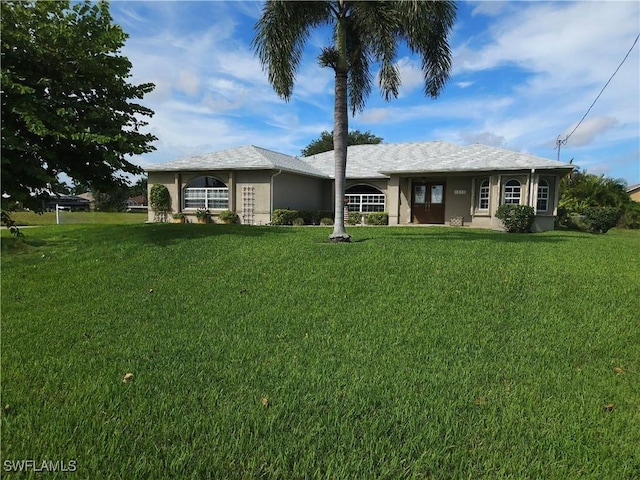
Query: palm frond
[[252, 1, 331, 101], [396, 0, 457, 98]]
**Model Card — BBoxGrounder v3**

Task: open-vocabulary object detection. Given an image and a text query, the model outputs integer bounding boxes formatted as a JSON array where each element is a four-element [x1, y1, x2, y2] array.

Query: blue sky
[[110, 1, 640, 184]]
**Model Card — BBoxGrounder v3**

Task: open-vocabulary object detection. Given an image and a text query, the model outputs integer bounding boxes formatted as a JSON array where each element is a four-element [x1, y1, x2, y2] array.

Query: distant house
[[77, 192, 96, 210], [145, 142, 574, 232], [44, 194, 90, 212], [126, 194, 148, 212], [627, 184, 640, 203]]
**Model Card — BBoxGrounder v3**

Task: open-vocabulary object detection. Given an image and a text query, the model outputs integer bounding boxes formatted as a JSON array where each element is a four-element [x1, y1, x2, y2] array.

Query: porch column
[[174, 173, 181, 212], [388, 175, 400, 225], [228, 171, 235, 211]]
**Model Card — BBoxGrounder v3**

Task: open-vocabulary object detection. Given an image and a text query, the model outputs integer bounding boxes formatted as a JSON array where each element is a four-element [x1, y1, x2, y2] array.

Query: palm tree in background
[[253, 1, 457, 241]]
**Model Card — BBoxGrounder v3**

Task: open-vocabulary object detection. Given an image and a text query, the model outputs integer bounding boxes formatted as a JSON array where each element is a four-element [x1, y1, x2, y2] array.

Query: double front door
[[412, 183, 445, 224]]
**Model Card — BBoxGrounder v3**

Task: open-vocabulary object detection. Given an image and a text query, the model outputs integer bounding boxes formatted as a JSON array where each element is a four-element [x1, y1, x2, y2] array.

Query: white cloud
[[560, 116, 619, 147], [395, 57, 424, 97], [470, 1, 510, 18], [461, 131, 506, 147], [176, 70, 200, 96]]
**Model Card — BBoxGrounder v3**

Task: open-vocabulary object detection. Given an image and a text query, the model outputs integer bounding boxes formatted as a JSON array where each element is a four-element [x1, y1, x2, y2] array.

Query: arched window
[[537, 179, 549, 211], [345, 185, 385, 212], [503, 179, 521, 205], [184, 176, 229, 210], [478, 179, 490, 210]]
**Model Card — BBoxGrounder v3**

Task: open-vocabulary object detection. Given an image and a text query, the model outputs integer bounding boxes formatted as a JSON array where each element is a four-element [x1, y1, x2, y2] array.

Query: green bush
[[583, 207, 620, 233], [320, 217, 333, 226], [347, 212, 362, 225], [495, 204, 535, 233], [149, 184, 171, 222], [292, 217, 305, 226], [271, 209, 298, 225], [364, 212, 389, 225], [218, 209, 240, 224], [618, 202, 640, 229], [271, 209, 332, 225]]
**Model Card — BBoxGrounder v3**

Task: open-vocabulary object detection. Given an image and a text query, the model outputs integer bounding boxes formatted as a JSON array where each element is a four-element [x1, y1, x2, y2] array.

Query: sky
[[110, 0, 640, 185]]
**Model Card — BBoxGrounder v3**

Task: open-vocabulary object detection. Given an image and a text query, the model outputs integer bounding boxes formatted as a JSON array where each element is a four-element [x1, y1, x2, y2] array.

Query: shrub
[[583, 207, 620, 233], [618, 202, 640, 229], [149, 184, 171, 222], [271, 209, 332, 225], [320, 217, 333, 226], [272, 209, 296, 225], [292, 217, 305, 226], [364, 212, 388, 225], [218, 209, 240, 224], [495, 204, 535, 233], [347, 212, 362, 225]]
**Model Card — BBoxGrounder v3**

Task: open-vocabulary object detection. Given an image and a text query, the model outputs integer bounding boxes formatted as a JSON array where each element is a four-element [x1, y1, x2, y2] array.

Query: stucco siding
[[233, 170, 271, 225], [444, 176, 473, 225], [531, 216, 555, 233], [273, 173, 325, 211], [147, 171, 179, 222]]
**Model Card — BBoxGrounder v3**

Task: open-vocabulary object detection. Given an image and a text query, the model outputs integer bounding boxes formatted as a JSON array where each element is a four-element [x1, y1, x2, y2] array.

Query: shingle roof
[[146, 142, 573, 179], [145, 145, 326, 178], [304, 142, 574, 178], [627, 183, 640, 193]]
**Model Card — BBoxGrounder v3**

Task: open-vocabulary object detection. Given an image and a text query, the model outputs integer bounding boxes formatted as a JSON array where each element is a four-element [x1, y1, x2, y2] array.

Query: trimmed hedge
[[365, 212, 388, 225], [271, 209, 333, 225], [347, 212, 362, 225], [271, 209, 389, 226]]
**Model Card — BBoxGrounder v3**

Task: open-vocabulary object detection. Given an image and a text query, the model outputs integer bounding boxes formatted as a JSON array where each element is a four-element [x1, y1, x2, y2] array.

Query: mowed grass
[[9, 210, 147, 226], [1, 224, 639, 479]]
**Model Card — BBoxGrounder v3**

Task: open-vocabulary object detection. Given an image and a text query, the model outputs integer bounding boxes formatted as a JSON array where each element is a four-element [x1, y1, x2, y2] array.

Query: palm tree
[[253, 1, 456, 242]]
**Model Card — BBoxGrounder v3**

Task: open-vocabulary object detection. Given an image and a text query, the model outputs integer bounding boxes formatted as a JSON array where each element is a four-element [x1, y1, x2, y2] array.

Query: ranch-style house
[[146, 141, 574, 232]]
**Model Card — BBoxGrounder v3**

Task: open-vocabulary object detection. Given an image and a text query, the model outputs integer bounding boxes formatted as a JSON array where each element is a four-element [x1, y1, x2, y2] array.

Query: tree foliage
[[558, 169, 638, 231], [301, 130, 383, 157], [1, 1, 157, 214], [559, 169, 630, 213], [253, 1, 456, 241]]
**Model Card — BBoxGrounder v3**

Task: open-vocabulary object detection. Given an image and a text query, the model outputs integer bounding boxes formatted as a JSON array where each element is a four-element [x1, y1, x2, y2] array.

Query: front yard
[[1, 224, 638, 478]]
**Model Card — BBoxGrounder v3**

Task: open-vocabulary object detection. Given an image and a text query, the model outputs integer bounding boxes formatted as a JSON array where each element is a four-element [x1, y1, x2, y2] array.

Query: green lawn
[[9, 210, 147, 226], [1, 225, 639, 479]]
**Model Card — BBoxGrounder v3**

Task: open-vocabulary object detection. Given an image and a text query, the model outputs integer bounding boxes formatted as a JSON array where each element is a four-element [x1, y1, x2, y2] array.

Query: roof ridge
[[250, 144, 299, 159]]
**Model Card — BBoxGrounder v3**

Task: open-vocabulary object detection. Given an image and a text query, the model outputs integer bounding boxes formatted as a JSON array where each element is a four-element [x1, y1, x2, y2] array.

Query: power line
[[556, 32, 639, 161]]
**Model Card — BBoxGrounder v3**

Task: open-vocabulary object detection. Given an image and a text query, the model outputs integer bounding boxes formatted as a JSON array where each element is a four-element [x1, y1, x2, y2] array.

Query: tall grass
[[1, 225, 639, 478]]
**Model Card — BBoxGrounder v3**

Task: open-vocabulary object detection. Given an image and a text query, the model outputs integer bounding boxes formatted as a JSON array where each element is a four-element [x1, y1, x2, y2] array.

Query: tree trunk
[[329, 9, 351, 242]]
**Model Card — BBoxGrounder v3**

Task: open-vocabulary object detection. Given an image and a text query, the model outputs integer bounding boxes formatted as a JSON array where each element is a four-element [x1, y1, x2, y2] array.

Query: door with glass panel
[[412, 183, 445, 224]]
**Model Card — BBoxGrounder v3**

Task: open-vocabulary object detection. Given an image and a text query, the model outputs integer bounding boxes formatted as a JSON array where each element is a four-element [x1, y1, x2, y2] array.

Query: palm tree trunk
[[329, 8, 351, 242]]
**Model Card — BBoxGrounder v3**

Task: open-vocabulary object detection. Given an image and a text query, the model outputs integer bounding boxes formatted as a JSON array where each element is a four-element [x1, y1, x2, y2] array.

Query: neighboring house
[[126, 194, 148, 212], [77, 192, 96, 210], [44, 194, 91, 212], [146, 142, 574, 232], [627, 184, 640, 203]]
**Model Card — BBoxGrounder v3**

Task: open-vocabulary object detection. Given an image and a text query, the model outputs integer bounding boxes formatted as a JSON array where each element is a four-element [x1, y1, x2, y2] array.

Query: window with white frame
[[345, 184, 385, 212], [478, 179, 490, 210], [537, 179, 549, 211], [502, 179, 521, 205], [184, 176, 229, 210]]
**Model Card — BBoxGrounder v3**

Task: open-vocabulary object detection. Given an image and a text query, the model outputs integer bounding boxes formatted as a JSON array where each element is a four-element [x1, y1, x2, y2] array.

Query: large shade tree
[[253, 0, 456, 241], [1, 1, 156, 215], [301, 129, 383, 157]]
